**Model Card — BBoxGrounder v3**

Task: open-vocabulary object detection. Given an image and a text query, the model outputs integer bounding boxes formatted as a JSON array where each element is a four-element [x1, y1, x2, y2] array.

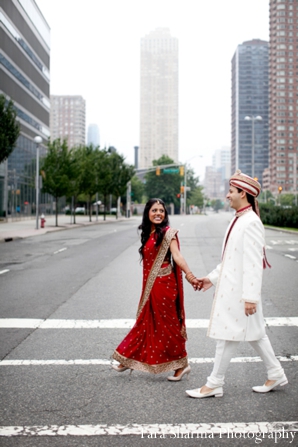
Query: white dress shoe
[[167, 365, 191, 381], [111, 364, 132, 374], [185, 386, 223, 398], [252, 374, 288, 393]]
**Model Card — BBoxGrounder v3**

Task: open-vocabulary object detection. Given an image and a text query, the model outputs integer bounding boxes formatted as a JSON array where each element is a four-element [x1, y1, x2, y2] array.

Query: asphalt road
[[0, 212, 297, 447]]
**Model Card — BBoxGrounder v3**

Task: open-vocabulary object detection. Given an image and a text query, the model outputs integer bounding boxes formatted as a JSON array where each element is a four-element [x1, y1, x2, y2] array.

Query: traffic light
[[176, 193, 181, 198], [180, 186, 184, 194], [179, 166, 184, 176], [156, 167, 160, 176], [278, 186, 283, 194]]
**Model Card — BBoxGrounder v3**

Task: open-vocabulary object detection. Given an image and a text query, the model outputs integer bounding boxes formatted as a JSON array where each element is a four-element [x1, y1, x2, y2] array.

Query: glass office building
[[0, 0, 50, 218], [231, 39, 269, 185]]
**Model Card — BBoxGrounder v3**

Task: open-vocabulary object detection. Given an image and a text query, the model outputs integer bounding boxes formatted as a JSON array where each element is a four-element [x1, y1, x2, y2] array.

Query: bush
[[259, 203, 298, 228]]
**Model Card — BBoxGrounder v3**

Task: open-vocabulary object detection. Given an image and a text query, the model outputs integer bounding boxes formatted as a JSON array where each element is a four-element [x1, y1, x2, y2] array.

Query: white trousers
[[206, 334, 285, 389]]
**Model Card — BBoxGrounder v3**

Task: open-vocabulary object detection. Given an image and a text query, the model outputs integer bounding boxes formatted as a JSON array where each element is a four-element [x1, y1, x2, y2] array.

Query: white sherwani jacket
[[207, 210, 266, 341]]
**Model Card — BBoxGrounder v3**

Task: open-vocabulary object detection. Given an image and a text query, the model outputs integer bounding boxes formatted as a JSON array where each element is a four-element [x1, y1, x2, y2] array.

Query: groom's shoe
[[252, 374, 288, 393], [186, 387, 223, 398]]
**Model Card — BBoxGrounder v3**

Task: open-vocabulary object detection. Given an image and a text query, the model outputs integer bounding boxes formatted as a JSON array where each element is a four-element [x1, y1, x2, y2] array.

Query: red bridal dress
[[112, 227, 188, 374]]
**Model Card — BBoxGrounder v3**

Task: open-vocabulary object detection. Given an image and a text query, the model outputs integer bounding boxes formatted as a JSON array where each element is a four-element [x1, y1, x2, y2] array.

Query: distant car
[[110, 208, 117, 214], [75, 207, 85, 214]]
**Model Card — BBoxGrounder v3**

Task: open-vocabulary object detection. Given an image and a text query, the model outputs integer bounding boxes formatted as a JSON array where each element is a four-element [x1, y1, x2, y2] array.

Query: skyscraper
[[50, 95, 86, 149], [269, 0, 298, 193], [231, 39, 269, 185], [139, 28, 178, 168], [0, 0, 50, 217], [87, 123, 100, 147]]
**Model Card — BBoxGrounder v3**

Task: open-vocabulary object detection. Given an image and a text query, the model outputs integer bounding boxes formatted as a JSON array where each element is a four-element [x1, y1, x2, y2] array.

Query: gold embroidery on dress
[[113, 350, 188, 374], [136, 228, 178, 319], [157, 264, 173, 277]]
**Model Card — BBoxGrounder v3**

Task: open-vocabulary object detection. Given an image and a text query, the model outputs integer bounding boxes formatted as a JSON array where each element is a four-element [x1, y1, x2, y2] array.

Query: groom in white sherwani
[[186, 170, 288, 399]]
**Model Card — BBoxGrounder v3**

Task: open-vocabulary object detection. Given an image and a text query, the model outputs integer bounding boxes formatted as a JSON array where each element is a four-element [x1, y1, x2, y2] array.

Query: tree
[[188, 186, 204, 210], [211, 199, 224, 212], [77, 145, 99, 221], [131, 175, 144, 203], [280, 193, 295, 207], [109, 151, 135, 218], [41, 139, 71, 226], [0, 94, 20, 164], [144, 155, 181, 209]]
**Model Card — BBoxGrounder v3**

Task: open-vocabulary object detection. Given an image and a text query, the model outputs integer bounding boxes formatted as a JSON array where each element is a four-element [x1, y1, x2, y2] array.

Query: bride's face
[[149, 202, 165, 225]]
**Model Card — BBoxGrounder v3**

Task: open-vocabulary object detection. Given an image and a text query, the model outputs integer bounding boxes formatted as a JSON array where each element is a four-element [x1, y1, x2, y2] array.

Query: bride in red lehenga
[[112, 198, 200, 381]]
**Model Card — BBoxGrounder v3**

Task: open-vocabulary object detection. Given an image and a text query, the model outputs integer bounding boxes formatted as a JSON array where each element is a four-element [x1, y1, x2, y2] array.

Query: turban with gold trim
[[230, 170, 261, 198]]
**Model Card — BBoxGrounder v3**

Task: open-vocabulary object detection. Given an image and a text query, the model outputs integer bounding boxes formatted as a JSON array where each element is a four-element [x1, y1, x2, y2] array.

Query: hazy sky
[[35, 0, 269, 181]]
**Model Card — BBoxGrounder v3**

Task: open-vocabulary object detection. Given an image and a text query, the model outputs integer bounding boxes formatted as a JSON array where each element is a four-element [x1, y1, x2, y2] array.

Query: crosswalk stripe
[[1, 355, 297, 366], [0, 317, 298, 329], [0, 422, 297, 437]]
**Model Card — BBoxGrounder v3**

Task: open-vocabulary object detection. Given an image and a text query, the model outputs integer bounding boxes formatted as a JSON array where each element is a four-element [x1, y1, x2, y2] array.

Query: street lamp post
[[244, 115, 262, 179], [34, 136, 42, 229]]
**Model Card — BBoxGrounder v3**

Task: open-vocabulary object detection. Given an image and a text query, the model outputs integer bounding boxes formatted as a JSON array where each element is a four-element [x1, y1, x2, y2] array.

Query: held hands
[[185, 272, 212, 291], [194, 277, 213, 292]]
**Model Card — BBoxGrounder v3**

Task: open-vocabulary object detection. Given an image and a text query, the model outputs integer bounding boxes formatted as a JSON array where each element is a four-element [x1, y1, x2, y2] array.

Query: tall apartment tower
[[0, 0, 50, 217], [269, 0, 298, 193], [50, 95, 86, 148], [87, 123, 100, 147], [231, 39, 269, 185], [140, 28, 178, 168]]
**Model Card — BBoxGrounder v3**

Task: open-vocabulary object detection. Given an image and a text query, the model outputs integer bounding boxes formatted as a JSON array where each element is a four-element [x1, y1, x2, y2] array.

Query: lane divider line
[[53, 248, 67, 254], [1, 355, 297, 366], [0, 421, 297, 437], [0, 269, 10, 275], [0, 317, 298, 329]]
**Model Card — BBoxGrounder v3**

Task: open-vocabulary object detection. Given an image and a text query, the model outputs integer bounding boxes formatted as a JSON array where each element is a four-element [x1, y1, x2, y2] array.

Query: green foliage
[[131, 175, 144, 203], [109, 151, 135, 199], [0, 94, 20, 164], [188, 186, 204, 209], [144, 155, 180, 207], [211, 199, 224, 212], [41, 139, 71, 225], [280, 194, 296, 207], [259, 203, 298, 228], [259, 190, 274, 203]]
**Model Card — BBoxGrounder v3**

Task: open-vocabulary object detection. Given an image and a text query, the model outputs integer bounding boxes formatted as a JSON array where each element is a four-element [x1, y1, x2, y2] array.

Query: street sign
[[163, 168, 179, 174]]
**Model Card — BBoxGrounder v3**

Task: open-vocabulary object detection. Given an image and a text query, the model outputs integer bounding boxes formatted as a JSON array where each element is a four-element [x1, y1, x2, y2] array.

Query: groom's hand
[[197, 277, 213, 292]]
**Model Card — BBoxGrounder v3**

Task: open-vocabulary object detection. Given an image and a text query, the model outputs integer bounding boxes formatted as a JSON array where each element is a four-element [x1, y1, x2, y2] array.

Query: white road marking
[[1, 355, 297, 367], [0, 317, 298, 329], [285, 254, 296, 260], [53, 248, 67, 254], [0, 269, 10, 275], [270, 240, 282, 245], [0, 422, 297, 437], [288, 248, 298, 252], [265, 245, 272, 249]]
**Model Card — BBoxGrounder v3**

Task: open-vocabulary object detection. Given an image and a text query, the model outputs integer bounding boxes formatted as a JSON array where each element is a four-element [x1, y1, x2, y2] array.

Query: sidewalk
[[0, 214, 128, 242]]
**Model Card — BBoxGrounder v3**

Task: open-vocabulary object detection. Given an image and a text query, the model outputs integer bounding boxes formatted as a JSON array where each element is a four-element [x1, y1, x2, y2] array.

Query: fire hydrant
[[41, 214, 46, 228]]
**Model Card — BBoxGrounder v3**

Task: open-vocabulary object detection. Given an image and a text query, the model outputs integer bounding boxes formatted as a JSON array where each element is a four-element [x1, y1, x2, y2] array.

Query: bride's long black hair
[[138, 198, 170, 261]]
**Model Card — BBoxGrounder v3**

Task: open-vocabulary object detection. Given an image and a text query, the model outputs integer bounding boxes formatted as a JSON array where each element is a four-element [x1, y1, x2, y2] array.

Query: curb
[[265, 226, 298, 235], [0, 216, 133, 243]]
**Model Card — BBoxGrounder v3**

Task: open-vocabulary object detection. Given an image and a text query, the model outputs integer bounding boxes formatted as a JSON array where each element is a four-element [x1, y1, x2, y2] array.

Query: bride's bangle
[[185, 272, 196, 283]]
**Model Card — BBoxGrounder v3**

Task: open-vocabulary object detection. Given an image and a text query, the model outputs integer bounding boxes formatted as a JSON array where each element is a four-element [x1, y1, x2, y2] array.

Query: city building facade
[[0, 0, 50, 218], [231, 39, 269, 186], [139, 28, 178, 168], [50, 95, 86, 149], [87, 123, 100, 147], [269, 0, 298, 194]]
